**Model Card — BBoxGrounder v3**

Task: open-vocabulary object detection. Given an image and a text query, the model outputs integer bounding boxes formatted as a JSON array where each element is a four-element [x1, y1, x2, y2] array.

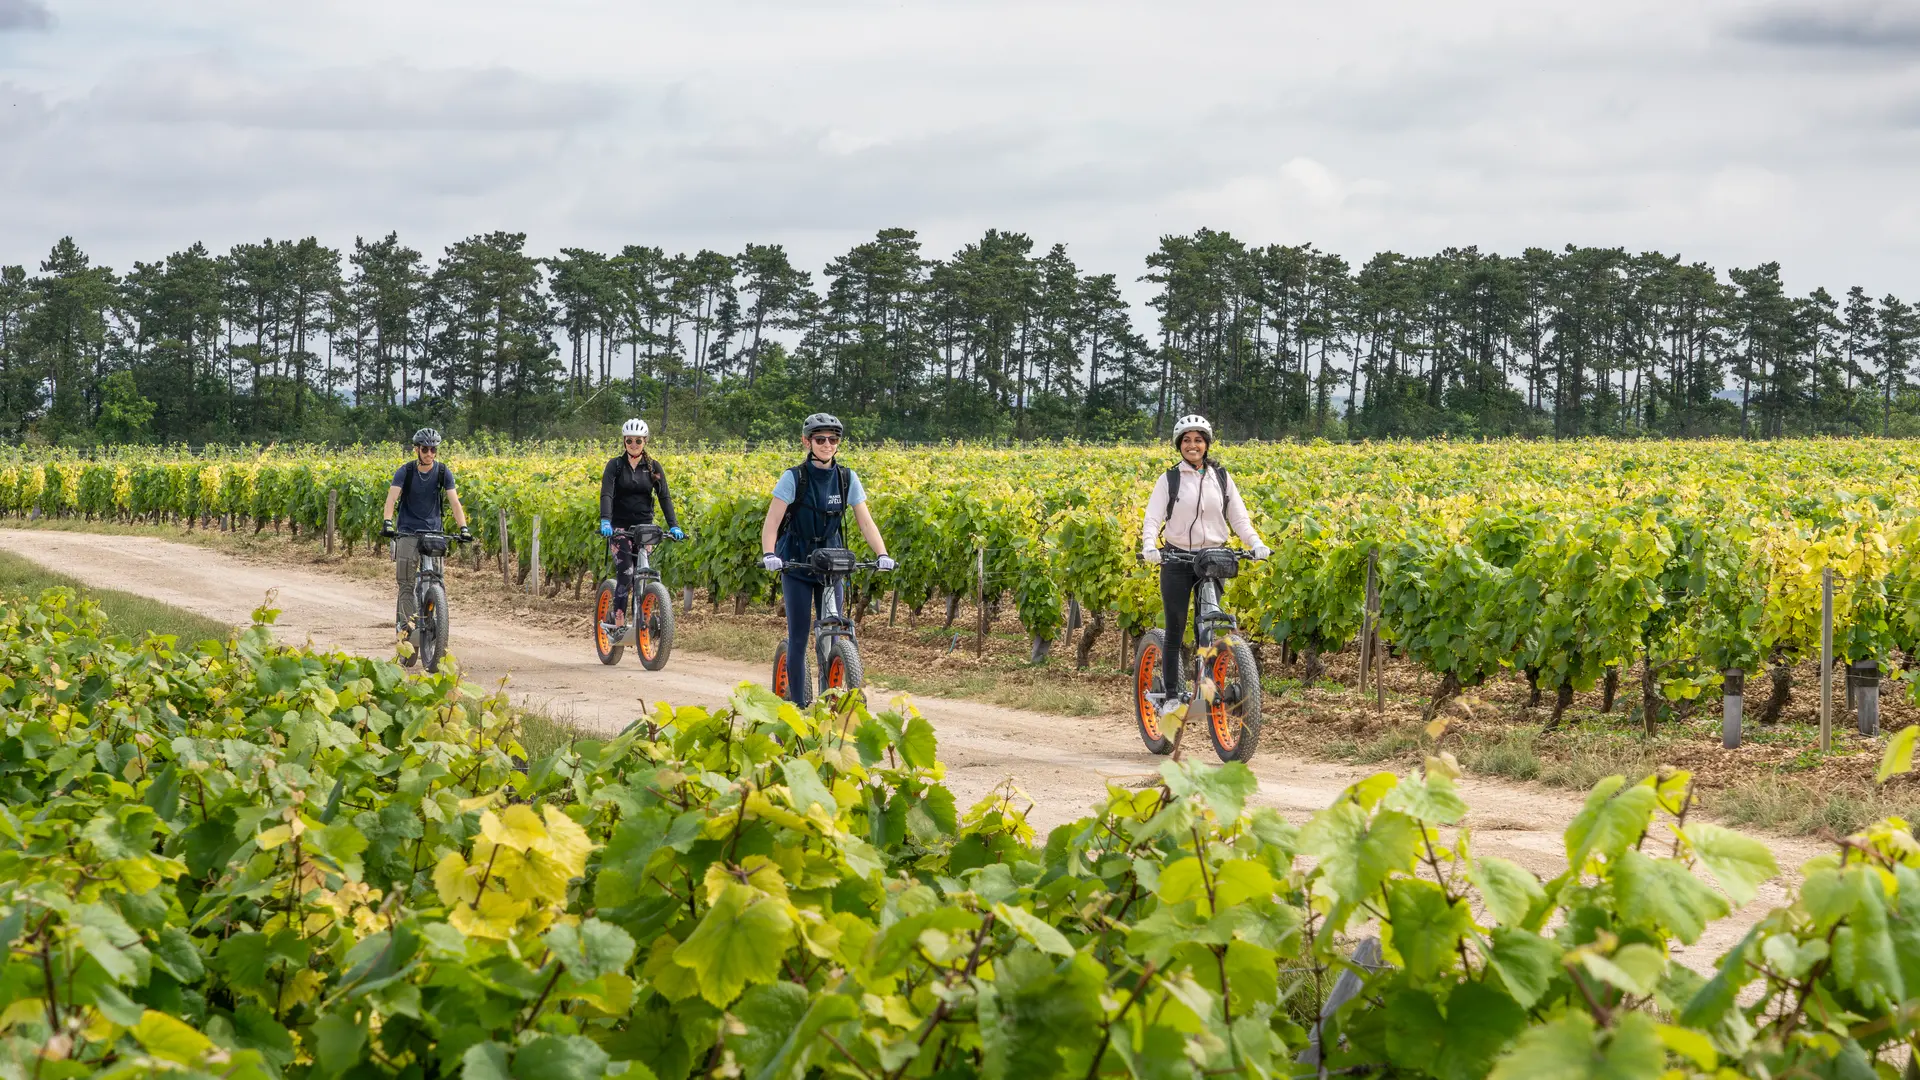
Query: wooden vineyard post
[[1359, 550, 1378, 696], [974, 546, 986, 658], [1722, 668, 1744, 749], [1857, 661, 1881, 737], [324, 490, 337, 556], [1820, 566, 1834, 753], [683, 585, 695, 610], [498, 509, 510, 588], [530, 515, 543, 597]]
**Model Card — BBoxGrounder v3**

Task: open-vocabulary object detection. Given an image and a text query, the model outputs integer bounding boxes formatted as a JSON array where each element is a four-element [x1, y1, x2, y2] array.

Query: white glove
[[876, 555, 896, 572], [1251, 544, 1271, 561], [1142, 548, 1162, 565], [762, 553, 783, 572]]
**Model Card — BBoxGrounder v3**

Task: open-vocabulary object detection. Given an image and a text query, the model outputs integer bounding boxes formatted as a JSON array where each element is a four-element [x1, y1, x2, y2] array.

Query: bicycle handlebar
[[1152, 547, 1261, 563]]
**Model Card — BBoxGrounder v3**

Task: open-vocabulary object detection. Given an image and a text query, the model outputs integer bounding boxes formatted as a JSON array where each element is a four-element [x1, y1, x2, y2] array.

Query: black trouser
[[1159, 552, 1201, 692], [608, 535, 640, 611]]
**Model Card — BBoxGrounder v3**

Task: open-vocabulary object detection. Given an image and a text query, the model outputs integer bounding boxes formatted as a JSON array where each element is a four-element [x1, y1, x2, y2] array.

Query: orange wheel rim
[[637, 593, 655, 657], [1211, 651, 1238, 749], [1138, 643, 1163, 741], [774, 653, 788, 696], [827, 656, 845, 689], [595, 591, 612, 653]]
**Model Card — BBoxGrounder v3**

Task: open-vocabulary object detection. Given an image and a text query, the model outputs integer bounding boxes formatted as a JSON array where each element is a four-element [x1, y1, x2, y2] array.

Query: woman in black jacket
[[598, 418, 684, 626]]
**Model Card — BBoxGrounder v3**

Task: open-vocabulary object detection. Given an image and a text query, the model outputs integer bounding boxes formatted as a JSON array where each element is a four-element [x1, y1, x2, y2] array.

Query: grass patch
[[0, 549, 231, 642], [1457, 728, 1543, 781], [1709, 777, 1917, 836], [874, 667, 1106, 717], [1323, 725, 1427, 765], [676, 621, 783, 665]]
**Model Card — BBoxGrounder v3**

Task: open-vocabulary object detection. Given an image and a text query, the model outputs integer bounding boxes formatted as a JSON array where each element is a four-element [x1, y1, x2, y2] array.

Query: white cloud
[[2, 0, 1920, 301]]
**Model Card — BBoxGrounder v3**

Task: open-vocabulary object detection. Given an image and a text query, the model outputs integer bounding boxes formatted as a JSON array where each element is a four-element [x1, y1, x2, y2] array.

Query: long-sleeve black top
[[599, 454, 679, 529]]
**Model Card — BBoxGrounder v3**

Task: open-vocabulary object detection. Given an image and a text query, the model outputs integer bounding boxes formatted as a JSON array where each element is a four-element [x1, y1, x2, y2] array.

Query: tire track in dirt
[[0, 528, 1829, 970]]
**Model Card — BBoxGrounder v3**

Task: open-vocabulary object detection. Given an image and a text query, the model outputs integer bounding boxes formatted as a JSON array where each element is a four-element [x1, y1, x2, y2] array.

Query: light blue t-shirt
[[773, 465, 865, 506]]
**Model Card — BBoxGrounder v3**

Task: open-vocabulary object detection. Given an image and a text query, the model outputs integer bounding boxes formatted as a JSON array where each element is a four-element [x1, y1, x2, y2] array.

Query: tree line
[[2, 227, 1916, 446]]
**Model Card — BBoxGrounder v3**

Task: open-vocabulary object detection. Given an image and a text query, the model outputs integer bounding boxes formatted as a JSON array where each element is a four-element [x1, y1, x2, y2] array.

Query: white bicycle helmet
[[622, 418, 650, 438], [1171, 414, 1213, 446]]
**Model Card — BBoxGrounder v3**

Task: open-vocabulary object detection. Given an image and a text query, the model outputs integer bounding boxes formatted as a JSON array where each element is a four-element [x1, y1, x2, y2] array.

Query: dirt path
[[0, 529, 1828, 968]]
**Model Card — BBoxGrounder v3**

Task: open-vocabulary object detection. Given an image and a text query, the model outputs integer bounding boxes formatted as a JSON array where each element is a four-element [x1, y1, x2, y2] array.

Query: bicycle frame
[[775, 547, 879, 684], [403, 531, 455, 628], [605, 525, 668, 640], [1163, 548, 1252, 689]]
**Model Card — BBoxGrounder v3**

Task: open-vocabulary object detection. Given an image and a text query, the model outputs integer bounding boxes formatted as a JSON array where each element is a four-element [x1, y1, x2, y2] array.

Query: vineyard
[[17, 576, 1920, 1076], [6, 438, 1919, 731]]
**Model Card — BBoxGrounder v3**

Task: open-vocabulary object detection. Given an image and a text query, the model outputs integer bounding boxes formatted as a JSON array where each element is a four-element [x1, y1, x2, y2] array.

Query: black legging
[[1159, 551, 1201, 692]]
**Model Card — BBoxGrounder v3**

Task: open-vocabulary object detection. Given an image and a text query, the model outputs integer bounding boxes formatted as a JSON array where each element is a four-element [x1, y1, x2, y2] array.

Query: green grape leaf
[[1302, 801, 1419, 926], [1564, 777, 1657, 871], [311, 1011, 367, 1076], [728, 982, 810, 1078], [1161, 759, 1259, 821], [1680, 822, 1777, 906], [1380, 772, 1468, 825], [1384, 878, 1473, 979], [898, 714, 938, 769], [544, 918, 636, 981], [511, 1034, 610, 1080], [1610, 849, 1728, 944], [978, 949, 1103, 1080], [1434, 981, 1528, 1080], [133, 1010, 213, 1066], [994, 903, 1074, 957], [460, 1042, 511, 1080], [1486, 927, 1562, 1009], [1222, 940, 1279, 1010], [673, 881, 795, 1006], [1878, 724, 1918, 782], [780, 758, 836, 815], [1832, 867, 1903, 1007], [1471, 856, 1547, 929], [1578, 941, 1665, 997]]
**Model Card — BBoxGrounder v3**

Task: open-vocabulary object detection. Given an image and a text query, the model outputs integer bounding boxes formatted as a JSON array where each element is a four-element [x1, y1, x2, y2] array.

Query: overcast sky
[[4, 0, 1919, 303]]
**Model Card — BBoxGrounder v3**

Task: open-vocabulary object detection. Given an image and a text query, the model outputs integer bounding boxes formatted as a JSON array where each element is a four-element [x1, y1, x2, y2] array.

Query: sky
[[4, 0, 1920, 304]]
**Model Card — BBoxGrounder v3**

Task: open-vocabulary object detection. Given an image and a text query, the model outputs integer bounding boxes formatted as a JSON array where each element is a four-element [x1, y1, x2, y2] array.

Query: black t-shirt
[[392, 461, 455, 534]]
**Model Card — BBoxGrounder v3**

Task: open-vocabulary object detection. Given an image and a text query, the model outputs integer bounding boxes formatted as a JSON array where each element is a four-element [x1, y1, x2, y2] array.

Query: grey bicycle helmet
[[411, 427, 442, 448], [801, 412, 843, 439]]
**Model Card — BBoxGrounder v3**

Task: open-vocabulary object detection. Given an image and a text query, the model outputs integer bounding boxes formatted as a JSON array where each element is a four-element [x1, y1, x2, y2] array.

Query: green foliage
[[6, 587, 1920, 1077]]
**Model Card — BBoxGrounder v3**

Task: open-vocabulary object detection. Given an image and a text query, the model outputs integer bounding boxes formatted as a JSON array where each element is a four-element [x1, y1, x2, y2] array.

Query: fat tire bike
[[1134, 546, 1264, 763], [769, 547, 882, 704], [396, 530, 471, 675], [593, 523, 683, 669]]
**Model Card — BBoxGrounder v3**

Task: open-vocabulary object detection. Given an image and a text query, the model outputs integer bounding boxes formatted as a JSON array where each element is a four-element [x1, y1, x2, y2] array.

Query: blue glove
[[599, 520, 613, 537], [669, 526, 686, 541]]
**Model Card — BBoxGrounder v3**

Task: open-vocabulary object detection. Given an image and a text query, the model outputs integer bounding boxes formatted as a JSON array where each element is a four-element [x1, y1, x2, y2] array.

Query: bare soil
[[0, 525, 1851, 972]]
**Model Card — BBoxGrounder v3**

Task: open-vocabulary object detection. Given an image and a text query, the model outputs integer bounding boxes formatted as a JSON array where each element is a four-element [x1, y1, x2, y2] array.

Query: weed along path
[[0, 527, 1833, 971]]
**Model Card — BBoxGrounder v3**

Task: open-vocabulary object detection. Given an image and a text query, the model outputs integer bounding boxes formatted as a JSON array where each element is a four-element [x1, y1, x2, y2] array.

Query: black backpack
[[1162, 462, 1230, 519], [777, 461, 852, 547]]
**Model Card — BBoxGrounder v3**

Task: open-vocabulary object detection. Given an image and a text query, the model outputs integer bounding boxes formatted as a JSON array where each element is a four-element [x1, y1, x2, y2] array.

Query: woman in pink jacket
[[1138, 414, 1270, 722]]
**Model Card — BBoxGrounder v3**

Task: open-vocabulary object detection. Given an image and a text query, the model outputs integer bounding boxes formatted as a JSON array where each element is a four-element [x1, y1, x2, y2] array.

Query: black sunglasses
[[811, 434, 841, 445]]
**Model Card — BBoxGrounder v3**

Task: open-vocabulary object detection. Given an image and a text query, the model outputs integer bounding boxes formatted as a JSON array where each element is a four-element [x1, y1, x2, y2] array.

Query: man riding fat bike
[[598, 417, 684, 630], [1139, 414, 1270, 729], [380, 427, 472, 641], [758, 412, 894, 707]]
